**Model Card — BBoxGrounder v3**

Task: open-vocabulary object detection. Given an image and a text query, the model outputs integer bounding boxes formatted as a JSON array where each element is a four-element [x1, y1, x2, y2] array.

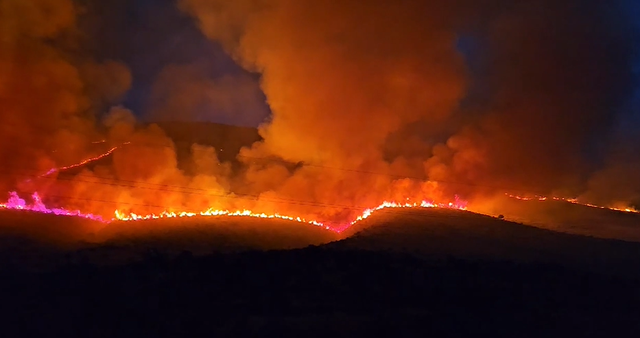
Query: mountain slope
[[330, 208, 640, 278]]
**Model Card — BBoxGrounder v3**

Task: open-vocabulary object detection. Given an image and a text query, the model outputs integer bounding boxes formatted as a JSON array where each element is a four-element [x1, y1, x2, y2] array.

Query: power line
[[0, 120, 602, 197], [1, 169, 325, 208], [5, 139, 550, 196], [0, 170, 465, 215], [2, 187, 468, 226], [0, 119, 544, 194]]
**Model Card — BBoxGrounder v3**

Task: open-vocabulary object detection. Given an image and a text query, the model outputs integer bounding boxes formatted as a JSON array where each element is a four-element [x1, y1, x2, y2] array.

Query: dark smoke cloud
[[445, 1, 638, 194], [148, 62, 268, 126], [77, 0, 268, 125]]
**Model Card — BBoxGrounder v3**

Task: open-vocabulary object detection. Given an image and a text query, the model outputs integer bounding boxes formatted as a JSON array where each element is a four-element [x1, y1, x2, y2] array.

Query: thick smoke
[[148, 62, 268, 126], [0, 0, 239, 220], [1, 0, 639, 230], [0, 0, 128, 188], [180, 0, 639, 214], [442, 1, 638, 198], [176, 0, 472, 221]]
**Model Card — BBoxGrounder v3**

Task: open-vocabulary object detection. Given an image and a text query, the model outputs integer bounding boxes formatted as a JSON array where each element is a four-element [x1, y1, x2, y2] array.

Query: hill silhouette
[[333, 208, 640, 278], [0, 246, 638, 337], [0, 209, 338, 270], [2, 202, 640, 336], [476, 194, 640, 242]]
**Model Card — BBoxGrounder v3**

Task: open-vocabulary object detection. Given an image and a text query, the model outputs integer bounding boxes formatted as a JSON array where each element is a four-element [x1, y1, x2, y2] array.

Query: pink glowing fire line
[[0, 192, 467, 232], [0, 192, 105, 222]]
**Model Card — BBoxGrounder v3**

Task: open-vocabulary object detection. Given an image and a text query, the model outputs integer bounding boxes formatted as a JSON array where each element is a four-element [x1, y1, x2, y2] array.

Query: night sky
[[80, 0, 269, 126]]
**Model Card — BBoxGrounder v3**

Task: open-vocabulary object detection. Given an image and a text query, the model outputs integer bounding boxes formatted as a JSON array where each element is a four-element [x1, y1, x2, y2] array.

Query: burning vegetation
[[1, 0, 639, 238]]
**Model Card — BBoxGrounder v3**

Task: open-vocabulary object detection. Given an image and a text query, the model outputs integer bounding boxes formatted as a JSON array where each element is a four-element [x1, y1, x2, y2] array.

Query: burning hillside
[[1, 189, 468, 234], [0, 0, 639, 240]]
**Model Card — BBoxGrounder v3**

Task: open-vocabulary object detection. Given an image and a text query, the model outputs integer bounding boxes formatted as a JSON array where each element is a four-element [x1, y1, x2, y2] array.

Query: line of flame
[[114, 199, 468, 232], [40, 143, 129, 177], [0, 191, 468, 233], [505, 194, 639, 214], [114, 209, 328, 228], [2, 190, 634, 234]]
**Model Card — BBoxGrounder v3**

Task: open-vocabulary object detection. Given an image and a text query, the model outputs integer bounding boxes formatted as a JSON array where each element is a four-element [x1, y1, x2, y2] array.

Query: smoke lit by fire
[[1, 0, 639, 239]]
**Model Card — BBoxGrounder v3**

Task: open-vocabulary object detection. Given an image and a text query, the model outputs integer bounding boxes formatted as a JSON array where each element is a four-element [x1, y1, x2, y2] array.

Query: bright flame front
[[1, 191, 468, 233], [114, 198, 469, 232]]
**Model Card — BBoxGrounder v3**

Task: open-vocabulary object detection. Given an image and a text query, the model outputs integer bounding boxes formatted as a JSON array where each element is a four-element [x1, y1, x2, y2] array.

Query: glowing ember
[[506, 194, 639, 214], [0, 192, 105, 222]]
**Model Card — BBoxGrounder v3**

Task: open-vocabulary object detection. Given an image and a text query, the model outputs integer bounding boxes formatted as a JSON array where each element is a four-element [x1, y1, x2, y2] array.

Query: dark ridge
[[0, 208, 339, 270]]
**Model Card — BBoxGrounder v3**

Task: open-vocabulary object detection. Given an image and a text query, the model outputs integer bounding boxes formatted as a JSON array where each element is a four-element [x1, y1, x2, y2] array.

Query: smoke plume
[[148, 62, 268, 126], [180, 0, 639, 213], [0, 0, 237, 221], [0, 0, 127, 188]]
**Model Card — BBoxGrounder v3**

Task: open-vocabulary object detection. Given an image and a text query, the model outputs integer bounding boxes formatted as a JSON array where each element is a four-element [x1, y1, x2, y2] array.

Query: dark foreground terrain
[[0, 248, 638, 337], [1, 208, 640, 337]]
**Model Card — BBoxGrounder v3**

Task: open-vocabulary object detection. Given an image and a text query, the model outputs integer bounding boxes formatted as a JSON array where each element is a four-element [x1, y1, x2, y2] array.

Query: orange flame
[[114, 209, 326, 228], [41, 143, 129, 177], [505, 194, 639, 214], [114, 199, 468, 232]]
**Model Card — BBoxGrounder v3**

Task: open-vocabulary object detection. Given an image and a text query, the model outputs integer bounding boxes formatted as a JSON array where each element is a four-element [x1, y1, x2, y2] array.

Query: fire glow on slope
[[0, 191, 468, 232], [506, 194, 639, 214]]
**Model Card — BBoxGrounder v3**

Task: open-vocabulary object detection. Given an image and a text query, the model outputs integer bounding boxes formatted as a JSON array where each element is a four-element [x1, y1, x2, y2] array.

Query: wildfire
[[114, 197, 468, 232], [0, 191, 468, 233], [2, 189, 635, 235], [114, 209, 326, 228], [505, 194, 639, 214], [41, 143, 129, 177], [0, 192, 106, 222]]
